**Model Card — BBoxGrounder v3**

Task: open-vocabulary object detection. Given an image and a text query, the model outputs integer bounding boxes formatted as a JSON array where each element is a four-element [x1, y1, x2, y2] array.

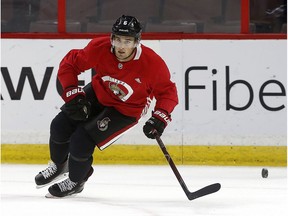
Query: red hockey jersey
[[58, 37, 178, 120]]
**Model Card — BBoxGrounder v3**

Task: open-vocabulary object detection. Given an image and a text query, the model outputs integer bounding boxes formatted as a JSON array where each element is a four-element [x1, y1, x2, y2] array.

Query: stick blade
[[187, 183, 221, 200]]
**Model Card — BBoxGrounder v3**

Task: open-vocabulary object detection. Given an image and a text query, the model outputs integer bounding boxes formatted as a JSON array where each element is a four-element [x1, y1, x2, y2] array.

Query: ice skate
[[35, 161, 68, 188], [45, 167, 94, 198]]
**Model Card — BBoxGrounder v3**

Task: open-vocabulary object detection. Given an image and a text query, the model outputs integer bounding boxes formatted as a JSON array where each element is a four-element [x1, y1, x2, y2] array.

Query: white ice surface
[[1, 165, 287, 216]]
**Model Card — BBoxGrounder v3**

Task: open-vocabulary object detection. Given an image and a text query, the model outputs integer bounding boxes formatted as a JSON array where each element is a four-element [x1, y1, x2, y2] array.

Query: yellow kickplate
[[1, 144, 286, 166]]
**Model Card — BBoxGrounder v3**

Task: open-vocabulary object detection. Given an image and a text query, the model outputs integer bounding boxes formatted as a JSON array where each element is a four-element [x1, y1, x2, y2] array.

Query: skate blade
[[36, 173, 69, 189], [45, 193, 60, 199], [45, 193, 77, 199]]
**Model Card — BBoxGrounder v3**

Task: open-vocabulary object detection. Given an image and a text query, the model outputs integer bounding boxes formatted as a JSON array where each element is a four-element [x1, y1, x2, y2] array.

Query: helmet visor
[[112, 36, 137, 48]]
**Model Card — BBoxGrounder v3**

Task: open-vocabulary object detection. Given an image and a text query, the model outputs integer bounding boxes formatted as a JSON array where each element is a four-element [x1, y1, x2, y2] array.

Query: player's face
[[112, 35, 137, 62]]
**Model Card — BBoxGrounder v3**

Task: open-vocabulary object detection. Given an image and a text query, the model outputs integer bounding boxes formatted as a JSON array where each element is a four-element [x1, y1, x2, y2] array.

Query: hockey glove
[[60, 87, 91, 121], [143, 109, 171, 139]]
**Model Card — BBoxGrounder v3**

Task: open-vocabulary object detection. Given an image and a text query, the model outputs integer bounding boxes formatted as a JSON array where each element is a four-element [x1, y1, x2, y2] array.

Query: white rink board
[[1, 39, 286, 145]]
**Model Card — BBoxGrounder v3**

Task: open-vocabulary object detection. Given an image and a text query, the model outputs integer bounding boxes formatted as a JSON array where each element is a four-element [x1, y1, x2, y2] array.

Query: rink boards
[[1, 39, 286, 166]]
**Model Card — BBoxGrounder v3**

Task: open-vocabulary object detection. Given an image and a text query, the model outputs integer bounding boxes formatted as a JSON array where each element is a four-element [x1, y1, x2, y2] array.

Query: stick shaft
[[155, 135, 191, 198]]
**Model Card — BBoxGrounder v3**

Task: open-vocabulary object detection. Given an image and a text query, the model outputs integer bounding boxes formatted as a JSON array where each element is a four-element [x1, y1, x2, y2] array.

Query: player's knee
[[50, 112, 73, 142], [69, 127, 95, 159]]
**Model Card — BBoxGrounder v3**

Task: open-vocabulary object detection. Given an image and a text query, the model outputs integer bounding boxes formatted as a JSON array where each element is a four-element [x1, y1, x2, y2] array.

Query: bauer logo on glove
[[65, 87, 84, 98], [62, 87, 85, 102], [153, 110, 171, 125], [60, 87, 91, 121], [143, 109, 171, 139]]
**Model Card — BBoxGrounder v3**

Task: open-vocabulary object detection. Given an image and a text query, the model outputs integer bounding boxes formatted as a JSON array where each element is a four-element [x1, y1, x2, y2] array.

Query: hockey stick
[[155, 134, 221, 201]]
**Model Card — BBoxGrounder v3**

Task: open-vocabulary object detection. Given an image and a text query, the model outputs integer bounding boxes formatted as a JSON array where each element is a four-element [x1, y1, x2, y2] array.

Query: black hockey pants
[[49, 83, 137, 182]]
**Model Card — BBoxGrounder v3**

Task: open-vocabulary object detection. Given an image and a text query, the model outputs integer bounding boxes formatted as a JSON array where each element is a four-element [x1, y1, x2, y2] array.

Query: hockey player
[[35, 15, 178, 198]]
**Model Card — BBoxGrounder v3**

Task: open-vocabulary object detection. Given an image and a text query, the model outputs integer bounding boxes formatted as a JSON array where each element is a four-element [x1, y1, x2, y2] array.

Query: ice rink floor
[[1, 164, 287, 216]]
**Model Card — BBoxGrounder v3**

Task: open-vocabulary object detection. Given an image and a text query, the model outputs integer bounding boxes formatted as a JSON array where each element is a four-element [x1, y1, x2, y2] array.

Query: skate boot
[[46, 167, 94, 198], [35, 161, 68, 188]]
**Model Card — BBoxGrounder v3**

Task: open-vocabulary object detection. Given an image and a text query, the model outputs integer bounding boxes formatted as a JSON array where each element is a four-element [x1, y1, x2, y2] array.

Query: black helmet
[[112, 15, 142, 40]]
